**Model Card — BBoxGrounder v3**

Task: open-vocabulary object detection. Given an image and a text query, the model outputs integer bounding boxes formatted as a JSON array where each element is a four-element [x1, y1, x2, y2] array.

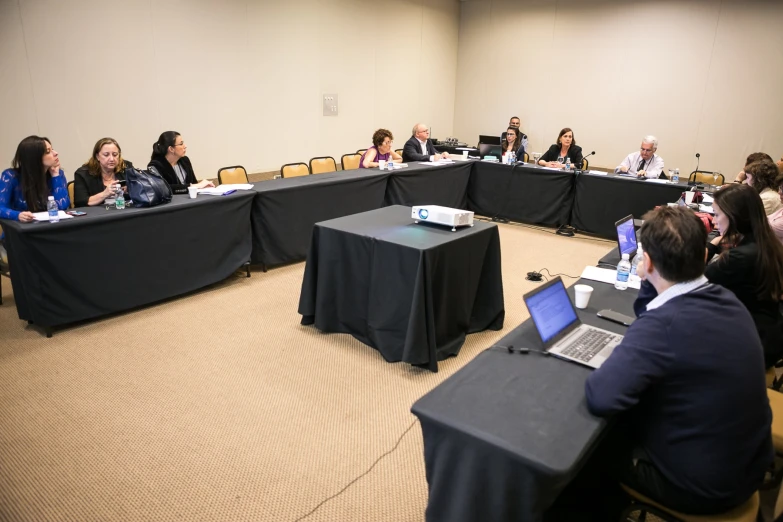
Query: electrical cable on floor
[[293, 418, 419, 521], [474, 216, 615, 244], [526, 268, 580, 282]]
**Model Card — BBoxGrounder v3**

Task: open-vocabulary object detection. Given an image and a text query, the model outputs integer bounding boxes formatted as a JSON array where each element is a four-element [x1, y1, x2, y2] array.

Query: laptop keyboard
[[559, 330, 618, 362]]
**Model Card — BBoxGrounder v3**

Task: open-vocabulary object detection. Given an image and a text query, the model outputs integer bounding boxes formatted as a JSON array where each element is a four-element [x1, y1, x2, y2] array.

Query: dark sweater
[[540, 143, 583, 167], [72, 162, 134, 208], [148, 156, 197, 194], [586, 283, 772, 505], [706, 238, 783, 367]]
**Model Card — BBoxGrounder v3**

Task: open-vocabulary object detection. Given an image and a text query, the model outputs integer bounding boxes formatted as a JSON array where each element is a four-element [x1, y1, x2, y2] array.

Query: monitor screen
[[525, 279, 579, 345], [616, 216, 637, 257]]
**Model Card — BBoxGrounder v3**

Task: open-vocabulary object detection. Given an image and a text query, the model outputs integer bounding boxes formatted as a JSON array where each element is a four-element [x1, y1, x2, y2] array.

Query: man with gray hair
[[402, 123, 448, 163], [616, 136, 665, 179]]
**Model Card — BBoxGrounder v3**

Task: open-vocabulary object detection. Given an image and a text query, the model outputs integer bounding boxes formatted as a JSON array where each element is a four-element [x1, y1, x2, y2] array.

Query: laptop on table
[[522, 277, 623, 369], [615, 215, 638, 258]]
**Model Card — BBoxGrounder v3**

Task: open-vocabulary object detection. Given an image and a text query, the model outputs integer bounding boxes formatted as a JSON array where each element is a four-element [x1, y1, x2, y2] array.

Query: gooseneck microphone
[[695, 152, 701, 173]]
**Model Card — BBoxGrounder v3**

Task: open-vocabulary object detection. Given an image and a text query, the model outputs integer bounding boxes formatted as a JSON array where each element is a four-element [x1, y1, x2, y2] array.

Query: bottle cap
[[622, 253, 629, 260]]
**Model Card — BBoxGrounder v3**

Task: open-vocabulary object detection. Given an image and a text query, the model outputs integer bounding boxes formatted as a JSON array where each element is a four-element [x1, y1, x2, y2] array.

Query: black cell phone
[[66, 211, 87, 216], [597, 309, 635, 326]]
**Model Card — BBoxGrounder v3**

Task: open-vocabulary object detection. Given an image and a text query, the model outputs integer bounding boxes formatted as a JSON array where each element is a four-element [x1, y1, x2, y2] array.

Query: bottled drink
[[615, 253, 631, 290], [47, 195, 59, 223], [509, 151, 516, 164], [115, 185, 125, 210], [565, 157, 571, 171], [629, 243, 643, 283], [673, 168, 680, 183]]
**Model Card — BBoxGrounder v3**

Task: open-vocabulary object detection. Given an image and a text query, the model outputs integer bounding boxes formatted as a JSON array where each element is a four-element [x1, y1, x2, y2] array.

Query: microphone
[[695, 152, 700, 173], [577, 151, 596, 172]]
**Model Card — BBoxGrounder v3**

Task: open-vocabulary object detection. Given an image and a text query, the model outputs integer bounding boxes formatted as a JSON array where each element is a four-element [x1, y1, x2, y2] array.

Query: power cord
[[526, 268, 580, 282], [474, 216, 615, 244], [293, 418, 419, 521]]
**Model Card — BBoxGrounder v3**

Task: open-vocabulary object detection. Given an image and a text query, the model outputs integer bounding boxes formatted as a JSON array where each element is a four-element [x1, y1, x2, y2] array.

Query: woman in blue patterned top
[[0, 136, 70, 222]]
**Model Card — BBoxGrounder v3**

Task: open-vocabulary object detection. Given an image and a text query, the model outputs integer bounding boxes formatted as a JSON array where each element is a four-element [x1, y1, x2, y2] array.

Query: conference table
[[0, 191, 255, 335], [411, 268, 637, 521], [297, 205, 504, 372]]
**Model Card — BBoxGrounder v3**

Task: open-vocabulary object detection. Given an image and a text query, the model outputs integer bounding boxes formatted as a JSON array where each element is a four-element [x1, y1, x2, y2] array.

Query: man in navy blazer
[[402, 123, 448, 163]]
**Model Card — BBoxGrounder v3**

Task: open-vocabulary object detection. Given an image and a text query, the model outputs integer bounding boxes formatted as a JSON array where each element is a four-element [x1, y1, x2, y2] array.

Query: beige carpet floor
[[0, 222, 616, 522]]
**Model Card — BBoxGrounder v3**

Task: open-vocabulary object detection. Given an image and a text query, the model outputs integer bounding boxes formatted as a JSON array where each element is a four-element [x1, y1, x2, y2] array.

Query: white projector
[[411, 205, 474, 231]]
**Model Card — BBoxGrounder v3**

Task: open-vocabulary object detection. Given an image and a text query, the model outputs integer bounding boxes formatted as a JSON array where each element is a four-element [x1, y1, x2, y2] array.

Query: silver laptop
[[522, 277, 623, 369]]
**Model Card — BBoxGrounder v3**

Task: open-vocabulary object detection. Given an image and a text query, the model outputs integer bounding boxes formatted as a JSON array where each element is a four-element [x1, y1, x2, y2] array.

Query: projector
[[411, 205, 474, 231]]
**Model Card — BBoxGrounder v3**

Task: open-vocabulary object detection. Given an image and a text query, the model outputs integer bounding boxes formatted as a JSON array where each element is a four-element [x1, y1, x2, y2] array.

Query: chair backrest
[[394, 149, 403, 157], [581, 158, 589, 170], [341, 153, 362, 171], [67, 181, 75, 209], [217, 165, 248, 185], [310, 156, 337, 175], [356, 149, 368, 155], [522, 152, 529, 163], [689, 170, 724, 185], [280, 163, 310, 178]]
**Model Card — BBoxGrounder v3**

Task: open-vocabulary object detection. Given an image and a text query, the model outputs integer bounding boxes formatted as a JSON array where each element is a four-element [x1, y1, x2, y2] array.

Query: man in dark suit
[[402, 123, 448, 163]]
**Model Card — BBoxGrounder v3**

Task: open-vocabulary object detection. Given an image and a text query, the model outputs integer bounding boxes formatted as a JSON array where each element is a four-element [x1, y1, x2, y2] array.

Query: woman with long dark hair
[[0, 136, 70, 222], [501, 126, 525, 159], [708, 183, 783, 367], [148, 131, 213, 194]]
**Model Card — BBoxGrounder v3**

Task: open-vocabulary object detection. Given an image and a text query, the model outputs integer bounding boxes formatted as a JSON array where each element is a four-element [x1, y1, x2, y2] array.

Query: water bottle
[[115, 185, 125, 210], [630, 243, 643, 282], [565, 157, 571, 171], [615, 253, 631, 290], [509, 151, 516, 164], [46, 196, 59, 223], [673, 168, 680, 183]]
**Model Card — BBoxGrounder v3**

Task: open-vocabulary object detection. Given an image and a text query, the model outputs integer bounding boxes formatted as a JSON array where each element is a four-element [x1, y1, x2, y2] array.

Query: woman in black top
[[501, 126, 525, 160], [73, 137, 133, 207], [539, 127, 583, 169], [147, 131, 213, 194], [707, 184, 783, 367]]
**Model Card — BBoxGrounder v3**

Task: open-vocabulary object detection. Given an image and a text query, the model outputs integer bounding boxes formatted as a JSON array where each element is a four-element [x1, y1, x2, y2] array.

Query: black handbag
[[125, 167, 173, 207]]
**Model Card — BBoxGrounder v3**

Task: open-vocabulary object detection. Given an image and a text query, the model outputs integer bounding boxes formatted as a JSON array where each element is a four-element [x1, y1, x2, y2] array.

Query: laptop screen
[[615, 215, 637, 257], [524, 278, 579, 345]]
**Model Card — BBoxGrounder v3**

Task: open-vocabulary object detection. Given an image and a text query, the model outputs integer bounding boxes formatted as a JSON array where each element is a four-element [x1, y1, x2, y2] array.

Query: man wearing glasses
[[616, 136, 665, 179], [402, 123, 448, 162]]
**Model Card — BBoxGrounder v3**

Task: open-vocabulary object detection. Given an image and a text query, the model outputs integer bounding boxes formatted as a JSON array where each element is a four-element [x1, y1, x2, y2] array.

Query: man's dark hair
[[639, 207, 707, 283]]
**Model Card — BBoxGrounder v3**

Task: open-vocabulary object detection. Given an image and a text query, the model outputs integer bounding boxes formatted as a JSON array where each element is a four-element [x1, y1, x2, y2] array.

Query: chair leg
[[262, 264, 267, 273], [45, 327, 53, 338], [245, 262, 250, 278]]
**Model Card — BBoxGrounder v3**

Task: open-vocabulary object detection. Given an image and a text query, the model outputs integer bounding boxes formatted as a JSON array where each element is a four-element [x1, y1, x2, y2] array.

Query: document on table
[[423, 160, 455, 166], [197, 184, 254, 195], [701, 194, 714, 203], [645, 179, 672, 184], [589, 170, 608, 175], [32, 211, 74, 222], [581, 266, 641, 290], [698, 204, 714, 214]]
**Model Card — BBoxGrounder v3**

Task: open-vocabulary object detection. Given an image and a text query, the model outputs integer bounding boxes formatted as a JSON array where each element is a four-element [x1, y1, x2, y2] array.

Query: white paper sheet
[[701, 194, 714, 203], [197, 184, 254, 195], [32, 211, 74, 222], [581, 266, 641, 290], [645, 179, 671, 184], [588, 170, 608, 175]]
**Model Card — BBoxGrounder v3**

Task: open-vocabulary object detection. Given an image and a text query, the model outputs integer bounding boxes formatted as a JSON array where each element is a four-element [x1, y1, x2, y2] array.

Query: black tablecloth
[[467, 162, 574, 226], [298, 205, 504, 371], [571, 173, 687, 238], [250, 169, 389, 267], [383, 161, 473, 209], [0, 192, 255, 329], [411, 277, 638, 521]]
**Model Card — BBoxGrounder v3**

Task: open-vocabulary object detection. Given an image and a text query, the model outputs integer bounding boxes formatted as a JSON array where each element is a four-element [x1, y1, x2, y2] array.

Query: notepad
[[32, 211, 74, 222]]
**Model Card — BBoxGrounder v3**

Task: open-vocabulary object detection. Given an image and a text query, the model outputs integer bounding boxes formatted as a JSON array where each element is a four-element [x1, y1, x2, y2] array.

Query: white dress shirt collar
[[646, 275, 710, 311]]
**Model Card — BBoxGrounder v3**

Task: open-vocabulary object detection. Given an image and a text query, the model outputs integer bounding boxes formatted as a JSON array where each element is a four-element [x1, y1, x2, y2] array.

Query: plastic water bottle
[[509, 151, 516, 164], [565, 157, 571, 171], [115, 185, 125, 210], [630, 243, 643, 282], [47, 196, 59, 223], [673, 168, 680, 183], [615, 253, 631, 290]]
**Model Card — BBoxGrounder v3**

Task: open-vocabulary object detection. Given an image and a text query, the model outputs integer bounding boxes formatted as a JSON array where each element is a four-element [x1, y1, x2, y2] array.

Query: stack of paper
[[32, 211, 74, 222], [197, 184, 254, 195], [645, 179, 671, 184]]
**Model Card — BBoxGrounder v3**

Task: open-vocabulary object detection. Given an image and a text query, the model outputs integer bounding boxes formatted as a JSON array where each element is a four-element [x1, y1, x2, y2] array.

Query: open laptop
[[615, 215, 638, 258], [522, 277, 623, 369], [478, 135, 501, 145], [479, 143, 502, 158]]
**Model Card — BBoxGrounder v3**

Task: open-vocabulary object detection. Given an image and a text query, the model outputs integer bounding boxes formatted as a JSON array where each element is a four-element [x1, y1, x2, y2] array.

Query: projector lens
[[418, 209, 429, 219]]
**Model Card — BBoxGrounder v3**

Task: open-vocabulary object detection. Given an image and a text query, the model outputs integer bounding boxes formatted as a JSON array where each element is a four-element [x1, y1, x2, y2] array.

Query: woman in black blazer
[[501, 126, 525, 160], [73, 137, 134, 207], [147, 131, 214, 194], [539, 127, 583, 169], [707, 184, 783, 367]]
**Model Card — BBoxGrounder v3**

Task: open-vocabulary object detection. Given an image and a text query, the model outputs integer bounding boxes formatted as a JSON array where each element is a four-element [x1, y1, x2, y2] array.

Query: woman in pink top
[[360, 129, 402, 168]]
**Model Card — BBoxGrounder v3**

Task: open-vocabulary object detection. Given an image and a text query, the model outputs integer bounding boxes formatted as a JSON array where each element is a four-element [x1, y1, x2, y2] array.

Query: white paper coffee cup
[[378, 160, 386, 170], [462, 150, 469, 158], [574, 284, 594, 309], [188, 186, 198, 199]]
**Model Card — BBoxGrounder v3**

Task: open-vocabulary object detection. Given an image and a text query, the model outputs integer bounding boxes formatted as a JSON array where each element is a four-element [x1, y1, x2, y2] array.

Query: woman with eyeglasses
[[742, 159, 782, 215], [538, 127, 583, 169], [0, 135, 70, 223], [501, 126, 526, 160], [148, 131, 214, 194], [360, 128, 402, 168], [707, 183, 783, 367]]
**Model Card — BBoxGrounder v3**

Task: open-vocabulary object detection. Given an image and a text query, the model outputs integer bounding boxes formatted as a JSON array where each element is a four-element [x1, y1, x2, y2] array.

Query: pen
[[223, 190, 236, 195]]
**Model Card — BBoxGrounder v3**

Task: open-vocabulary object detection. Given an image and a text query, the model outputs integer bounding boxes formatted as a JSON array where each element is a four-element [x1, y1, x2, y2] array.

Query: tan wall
[[454, 0, 783, 179], [0, 0, 460, 180]]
